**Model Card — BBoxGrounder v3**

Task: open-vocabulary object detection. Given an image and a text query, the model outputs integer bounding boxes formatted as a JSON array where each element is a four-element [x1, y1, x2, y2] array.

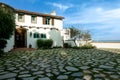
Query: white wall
[[15, 14, 63, 30], [92, 42, 120, 49], [62, 29, 71, 41], [48, 30, 63, 47], [4, 35, 14, 52], [27, 28, 63, 48], [54, 19, 63, 30], [16, 14, 42, 27]]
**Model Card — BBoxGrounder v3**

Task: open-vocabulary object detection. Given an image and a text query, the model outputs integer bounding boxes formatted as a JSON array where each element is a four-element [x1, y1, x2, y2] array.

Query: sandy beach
[[92, 42, 120, 49]]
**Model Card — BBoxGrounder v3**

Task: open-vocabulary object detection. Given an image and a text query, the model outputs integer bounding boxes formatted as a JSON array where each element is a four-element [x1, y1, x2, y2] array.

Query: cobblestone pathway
[[0, 49, 120, 80]]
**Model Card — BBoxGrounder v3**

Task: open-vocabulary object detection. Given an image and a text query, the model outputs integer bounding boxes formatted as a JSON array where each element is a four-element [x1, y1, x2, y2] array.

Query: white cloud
[[96, 7, 103, 12], [47, 2, 73, 12], [103, 8, 120, 18], [64, 7, 120, 40], [65, 7, 120, 24]]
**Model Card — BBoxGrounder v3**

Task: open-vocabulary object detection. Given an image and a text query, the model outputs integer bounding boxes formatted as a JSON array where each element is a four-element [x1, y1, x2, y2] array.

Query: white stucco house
[[0, 3, 65, 52]]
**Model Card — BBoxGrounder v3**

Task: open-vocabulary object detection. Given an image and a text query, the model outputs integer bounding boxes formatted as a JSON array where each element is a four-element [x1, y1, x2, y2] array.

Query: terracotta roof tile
[[15, 9, 64, 19]]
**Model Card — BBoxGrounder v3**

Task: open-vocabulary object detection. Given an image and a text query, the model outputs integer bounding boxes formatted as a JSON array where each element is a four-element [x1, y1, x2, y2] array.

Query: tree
[[69, 26, 92, 46], [82, 30, 91, 43], [69, 26, 82, 38], [0, 4, 15, 54], [69, 26, 82, 46]]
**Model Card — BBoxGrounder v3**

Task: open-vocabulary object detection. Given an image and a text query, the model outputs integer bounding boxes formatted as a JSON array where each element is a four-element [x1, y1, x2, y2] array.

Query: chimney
[[50, 10, 56, 16]]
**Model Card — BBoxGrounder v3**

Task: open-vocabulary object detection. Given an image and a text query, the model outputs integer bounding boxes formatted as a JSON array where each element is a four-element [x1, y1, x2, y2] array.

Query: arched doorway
[[15, 27, 27, 48]]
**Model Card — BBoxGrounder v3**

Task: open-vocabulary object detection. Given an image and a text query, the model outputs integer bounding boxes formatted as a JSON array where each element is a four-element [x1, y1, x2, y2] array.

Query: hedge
[[37, 39, 53, 49]]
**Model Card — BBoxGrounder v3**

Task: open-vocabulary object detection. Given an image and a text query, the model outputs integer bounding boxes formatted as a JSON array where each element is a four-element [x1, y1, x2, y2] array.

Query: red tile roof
[[15, 9, 64, 19]]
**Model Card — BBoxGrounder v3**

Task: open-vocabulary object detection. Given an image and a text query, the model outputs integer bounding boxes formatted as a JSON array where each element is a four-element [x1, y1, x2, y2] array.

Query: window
[[43, 17, 53, 25], [18, 14, 24, 22], [40, 34, 46, 38], [46, 17, 50, 25], [34, 33, 39, 38], [31, 16, 37, 23]]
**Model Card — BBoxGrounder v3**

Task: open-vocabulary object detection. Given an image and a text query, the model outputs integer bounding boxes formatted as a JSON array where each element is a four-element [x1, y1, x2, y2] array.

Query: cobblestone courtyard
[[0, 49, 120, 80]]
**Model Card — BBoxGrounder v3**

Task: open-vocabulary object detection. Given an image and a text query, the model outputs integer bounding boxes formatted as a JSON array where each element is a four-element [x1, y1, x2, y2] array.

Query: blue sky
[[1, 0, 120, 40]]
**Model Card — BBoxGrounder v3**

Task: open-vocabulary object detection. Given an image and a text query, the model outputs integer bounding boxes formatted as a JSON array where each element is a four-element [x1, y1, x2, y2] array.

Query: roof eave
[[15, 9, 64, 19]]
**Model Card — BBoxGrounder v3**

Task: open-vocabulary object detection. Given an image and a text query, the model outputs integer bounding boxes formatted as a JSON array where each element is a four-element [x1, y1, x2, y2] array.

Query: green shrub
[[45, 39, 53, 48], [0, 4, 15, 54], [80, 43, 96, 49], [63, 43, 71, 48], [0, 40, 7, 49], [72, 46, 80, 49], [0, 50, 4, 56], [37, 39, 44, 48], [37, 39, 53, 49], [53, 46, 62, 48], [0, 40, 7, 56]]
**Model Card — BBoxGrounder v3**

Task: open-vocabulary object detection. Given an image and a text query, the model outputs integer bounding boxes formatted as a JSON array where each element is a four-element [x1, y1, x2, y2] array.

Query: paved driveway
[[0, 49, 120, 80]]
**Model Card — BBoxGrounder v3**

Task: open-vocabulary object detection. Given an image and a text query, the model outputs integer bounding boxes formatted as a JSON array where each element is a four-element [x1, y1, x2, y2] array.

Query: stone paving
[[0, 48, 120, 80]]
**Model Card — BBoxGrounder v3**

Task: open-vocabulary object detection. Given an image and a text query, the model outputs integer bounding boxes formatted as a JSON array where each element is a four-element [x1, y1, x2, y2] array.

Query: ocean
[[93, 40, 120, 43]]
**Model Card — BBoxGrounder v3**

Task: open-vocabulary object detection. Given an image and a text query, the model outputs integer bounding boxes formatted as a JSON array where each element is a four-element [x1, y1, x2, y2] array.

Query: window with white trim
[[33, 33, 39, 38], [18, 14, 24, 22], [31, 16, 37, 23], [40, 34, 46, 38]]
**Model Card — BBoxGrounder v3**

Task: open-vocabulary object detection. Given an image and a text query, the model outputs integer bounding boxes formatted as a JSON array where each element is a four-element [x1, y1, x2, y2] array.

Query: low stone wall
[[92, 42, 120, 49]]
